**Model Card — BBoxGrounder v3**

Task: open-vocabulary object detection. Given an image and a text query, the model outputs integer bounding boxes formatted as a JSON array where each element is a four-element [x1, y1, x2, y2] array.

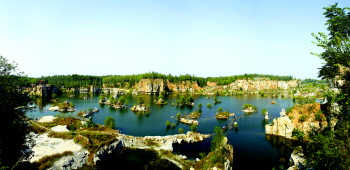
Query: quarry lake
[[27, 94, 297, 169]]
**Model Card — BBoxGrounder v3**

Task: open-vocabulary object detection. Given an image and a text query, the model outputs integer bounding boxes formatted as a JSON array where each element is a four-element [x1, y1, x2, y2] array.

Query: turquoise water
[[28, 94, 296, 169]]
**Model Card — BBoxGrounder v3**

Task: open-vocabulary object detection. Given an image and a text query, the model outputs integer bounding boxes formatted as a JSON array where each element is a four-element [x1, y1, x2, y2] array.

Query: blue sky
[[1, 1, 349, 79]]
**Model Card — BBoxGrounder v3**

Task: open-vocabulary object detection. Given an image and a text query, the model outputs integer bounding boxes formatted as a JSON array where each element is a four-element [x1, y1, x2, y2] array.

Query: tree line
[[24, 72, 294, 88]]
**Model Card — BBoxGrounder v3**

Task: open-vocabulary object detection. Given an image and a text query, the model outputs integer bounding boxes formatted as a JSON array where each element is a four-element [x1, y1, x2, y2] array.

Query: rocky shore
[[29, 116, 210, 169]]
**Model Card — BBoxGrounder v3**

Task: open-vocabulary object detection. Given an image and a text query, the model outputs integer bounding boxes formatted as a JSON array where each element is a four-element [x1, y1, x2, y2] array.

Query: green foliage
[[199, 152, 207, 159], [261, 108, 268, 115], [69, 102, 74, 107], [158, 94, 164, 100], [191, 124, 197, 132], [292, 128, 304, 141], [213, 96, 221, 104], [186, 96, 194, 103], [210, 126, 225, 151], [171, 123, 176, 129], [176, 112, 182, 120], [117, 96, 127, 105], [104, 117, 115, 129], [178, 128, 184, 134], [197, 103, 202, 113], [217, 107, 223, 113], [84, 118, 97, 128], [299, 114, 309, 122], [99, 95, 105, 101], [306, 131, 350, 169], [165, 120, 171, 128], [306, 4, 350, 169], [314, 111, 326, 121], [286, 107, 293, 115], [206, 103, 212, 108], [52, 93, 58, 99], [0, 56, 31, 168], [137, 96, 145, 105], [242, 104, 257, 111]]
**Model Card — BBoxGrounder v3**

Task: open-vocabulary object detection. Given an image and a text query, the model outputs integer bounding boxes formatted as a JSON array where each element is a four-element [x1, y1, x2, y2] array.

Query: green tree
[[158, 94, 164, 100], [306, 3, 350, 169], [178, 128, 184, 134], [117, 96, 127, 105], [191, 124, 197, 132], [137, 96, 145, 105], [0, 56, 31, 168], [176, 112, 182, 120], [261, 108, 268, 116], [104, 117, 115, 129], [165, 120, 171, 128], [217, 107, 223, 113], [210, 126, 225, 151]]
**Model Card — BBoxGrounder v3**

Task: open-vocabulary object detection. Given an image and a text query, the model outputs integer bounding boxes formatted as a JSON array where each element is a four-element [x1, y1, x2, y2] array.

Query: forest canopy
[[24, 72, 294, 88]]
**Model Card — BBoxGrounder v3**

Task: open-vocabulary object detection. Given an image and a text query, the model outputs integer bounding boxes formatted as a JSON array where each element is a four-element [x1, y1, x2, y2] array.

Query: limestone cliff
[[166, 80, 202, 93], [135, 78, 299, 94], [137, 79, 166, 93], [229, 79, 299, 91], [266, 103, 327, 139]]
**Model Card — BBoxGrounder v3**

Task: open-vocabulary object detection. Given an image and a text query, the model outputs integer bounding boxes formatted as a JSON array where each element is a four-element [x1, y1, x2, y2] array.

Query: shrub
[[137, 96, 145, 105], [186, 96, 194, 103], [176, 112, 182, 120], [207, 103, 212, 108], [117, 96, 127, 105], [165, 120, 171, 128], [315, 111, 326, 121], [299, 114, 309, 122], [158, 94, 164, 100], [261, 108, 268, 115], [286, 107, 293, 115], [242, 104, 257, 111], [104, 117, 115, 129], [214, 96, 222, 104], [171, 123, 176, 129], [217, 107, 223, 113], [178, 128, 184, 134], [191, 124, 197, 132], [292, 128, 304, 141], [52, 93, 58, 99]]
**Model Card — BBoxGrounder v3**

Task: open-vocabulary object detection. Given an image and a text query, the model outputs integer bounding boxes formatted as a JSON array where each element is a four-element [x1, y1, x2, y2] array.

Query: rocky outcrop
[[266, 103, 328, 139], [30, 132, 89, 169], [229, 80, 299, 91], [137, 79, 165, 93], [49, 151, 88, 170], [166, 80, 202, 93], [130, 104, 150, 112], [265, 109, 294, 139], [94, 140, 123, 163], [180, 118, 199, 125], [287, 146, 306, 170]]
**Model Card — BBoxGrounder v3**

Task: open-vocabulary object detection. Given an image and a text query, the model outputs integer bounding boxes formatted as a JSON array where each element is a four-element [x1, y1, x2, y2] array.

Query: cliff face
[[135, 78, 299, 94], [266, 103, 328, 139], [265, 109, 294, 138], [229, 79, 299, 91], [137, 79, 165, 93], [166, 80, 201, 93]]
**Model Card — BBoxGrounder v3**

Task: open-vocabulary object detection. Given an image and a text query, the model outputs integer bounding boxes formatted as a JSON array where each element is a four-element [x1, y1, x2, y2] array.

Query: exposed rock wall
[[135, 78, 299, 94], [229, 80, 299, 91], [137, 79, 165, 93], [265, 109, 294, 139]]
